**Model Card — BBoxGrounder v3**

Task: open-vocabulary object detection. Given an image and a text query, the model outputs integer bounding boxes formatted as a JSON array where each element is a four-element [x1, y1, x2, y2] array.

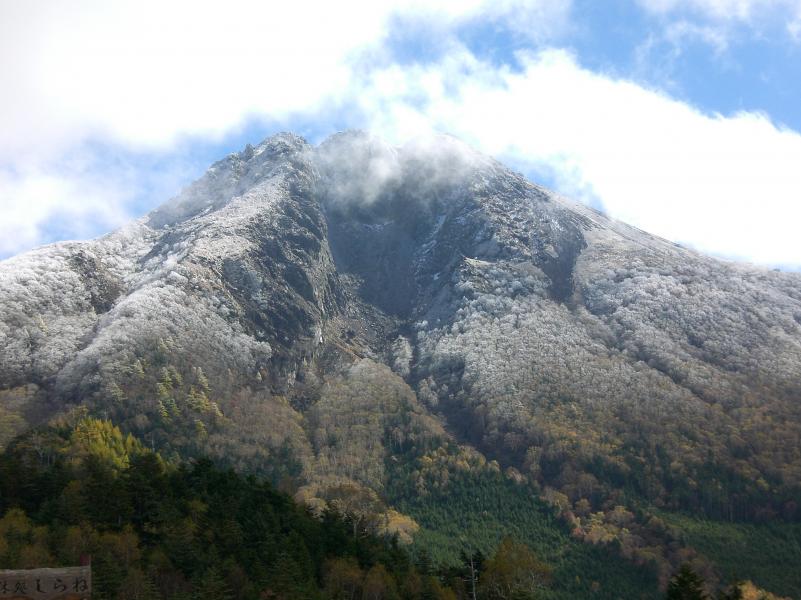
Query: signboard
[[0, 567, 91, 600]]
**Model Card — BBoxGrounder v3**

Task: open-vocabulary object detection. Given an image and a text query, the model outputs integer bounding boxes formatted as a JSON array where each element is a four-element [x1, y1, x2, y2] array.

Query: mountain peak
[[1, 131, 800, 597]]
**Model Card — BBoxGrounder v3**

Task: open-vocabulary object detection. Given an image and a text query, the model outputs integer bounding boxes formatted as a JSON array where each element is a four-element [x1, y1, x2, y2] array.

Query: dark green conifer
[[666, 564, 709, 600]]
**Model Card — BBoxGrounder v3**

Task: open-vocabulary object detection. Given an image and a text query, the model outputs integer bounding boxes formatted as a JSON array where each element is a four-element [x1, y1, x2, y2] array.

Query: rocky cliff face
[[2, 131, 801, 528]]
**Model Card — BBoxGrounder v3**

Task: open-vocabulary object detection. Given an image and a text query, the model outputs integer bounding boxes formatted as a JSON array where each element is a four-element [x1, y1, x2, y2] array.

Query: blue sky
[[2, 0, 800, 267]]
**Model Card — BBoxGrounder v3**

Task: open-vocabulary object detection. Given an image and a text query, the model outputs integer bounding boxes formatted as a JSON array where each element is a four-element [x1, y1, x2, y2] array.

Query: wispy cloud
[[637, 0, 801, 38], [663, 20, 730, 53]]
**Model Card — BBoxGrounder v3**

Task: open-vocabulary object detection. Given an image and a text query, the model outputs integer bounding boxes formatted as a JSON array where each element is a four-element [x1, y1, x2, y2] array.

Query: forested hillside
[[0, 417, 649, 599], [3, 418, 788, 599], [0, 417, 458, 599]]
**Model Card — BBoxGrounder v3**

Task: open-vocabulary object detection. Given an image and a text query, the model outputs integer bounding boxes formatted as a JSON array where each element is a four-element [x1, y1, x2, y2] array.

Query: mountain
[[2, 131, 801, 597]]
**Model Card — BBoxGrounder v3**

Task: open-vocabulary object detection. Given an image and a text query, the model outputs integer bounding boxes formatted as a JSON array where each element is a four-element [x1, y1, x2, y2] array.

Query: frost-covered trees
[[415, 220, 801, 522]]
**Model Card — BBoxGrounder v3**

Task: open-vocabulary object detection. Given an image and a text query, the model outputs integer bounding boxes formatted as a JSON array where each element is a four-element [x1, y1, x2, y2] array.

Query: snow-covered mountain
[[2, 131, 801, 588]]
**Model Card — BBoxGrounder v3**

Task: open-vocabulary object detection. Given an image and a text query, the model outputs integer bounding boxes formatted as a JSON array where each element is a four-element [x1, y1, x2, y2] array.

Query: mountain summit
[[2, 131, 800, 594]]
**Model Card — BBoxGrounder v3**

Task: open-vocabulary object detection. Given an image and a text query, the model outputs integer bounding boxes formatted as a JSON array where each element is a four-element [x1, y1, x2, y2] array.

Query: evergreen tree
[[193, 567, 234, 600], [416, 548, 434, 576], [666, 565, 709, 600]]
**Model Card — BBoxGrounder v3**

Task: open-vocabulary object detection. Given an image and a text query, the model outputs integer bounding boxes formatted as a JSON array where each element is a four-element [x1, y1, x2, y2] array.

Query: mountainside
[[2, 131, 801, 597]]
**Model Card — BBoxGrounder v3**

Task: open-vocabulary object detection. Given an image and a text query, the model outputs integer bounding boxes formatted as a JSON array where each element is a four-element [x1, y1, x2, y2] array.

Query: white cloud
[[0, 0, 570, 160], [0, 165, 131, 256], [0, 0, 380, 158], [0, 0, 395, 256], [0, 140, 206, 256], [355, 48, 801, 266], [1, 0, 801, 268], [0, 0, 568, 257]]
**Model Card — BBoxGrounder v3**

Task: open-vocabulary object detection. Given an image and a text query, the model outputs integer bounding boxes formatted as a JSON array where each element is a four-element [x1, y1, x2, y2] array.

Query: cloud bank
[[1, 0, 800, 267]]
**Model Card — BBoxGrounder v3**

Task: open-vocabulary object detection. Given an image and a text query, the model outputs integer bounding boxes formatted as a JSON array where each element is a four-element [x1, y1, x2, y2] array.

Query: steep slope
[[2, 130, 801, 596], [318, 131, 801, 518]]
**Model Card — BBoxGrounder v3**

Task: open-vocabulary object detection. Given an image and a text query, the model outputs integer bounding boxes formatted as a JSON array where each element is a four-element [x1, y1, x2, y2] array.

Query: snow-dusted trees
[[415, 237, 801, 523]]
